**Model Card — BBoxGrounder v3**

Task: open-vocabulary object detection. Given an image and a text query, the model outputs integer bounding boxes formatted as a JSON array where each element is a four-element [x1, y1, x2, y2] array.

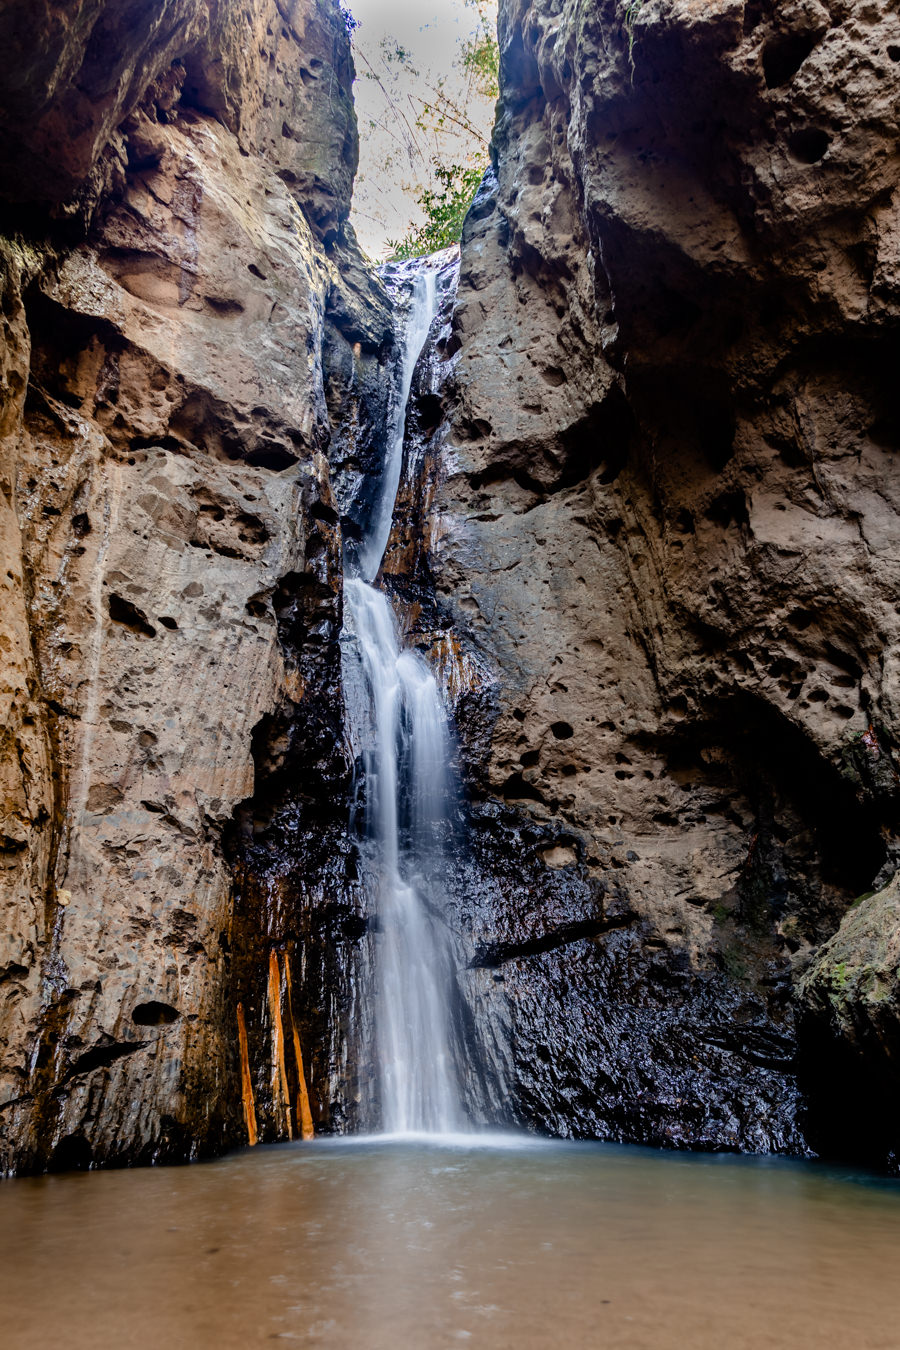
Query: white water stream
[[342, 256, 462, 1135]]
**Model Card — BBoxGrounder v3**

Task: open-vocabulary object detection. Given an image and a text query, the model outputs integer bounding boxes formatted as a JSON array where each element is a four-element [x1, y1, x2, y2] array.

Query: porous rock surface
[[4, 0, 900, 1174], [0, 0, 391, 1173], [408, 0, 900, 1158]]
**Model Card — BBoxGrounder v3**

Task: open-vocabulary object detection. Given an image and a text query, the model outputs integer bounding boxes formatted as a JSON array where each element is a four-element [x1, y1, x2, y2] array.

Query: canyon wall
[[0, 0, 391, 1172], [397, 0, 900, 1160], [3, 0, 900, 1174]]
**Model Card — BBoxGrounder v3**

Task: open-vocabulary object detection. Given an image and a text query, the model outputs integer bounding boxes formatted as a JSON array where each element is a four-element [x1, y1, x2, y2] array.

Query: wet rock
[[408, 0, 900, 1157], [799, 874, 900, 1167]]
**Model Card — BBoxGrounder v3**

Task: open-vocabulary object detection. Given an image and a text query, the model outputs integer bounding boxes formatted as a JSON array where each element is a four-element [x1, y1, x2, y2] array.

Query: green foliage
[[340, 2, 359, 36], [382, 1, 498, 259], [386, 162, 486, 259], [829, 960, 849, 991], [623, 0, 644, 75], [623, 0, 644, 34], [721, 945, 749, 983], [461, 1, 500, 99]]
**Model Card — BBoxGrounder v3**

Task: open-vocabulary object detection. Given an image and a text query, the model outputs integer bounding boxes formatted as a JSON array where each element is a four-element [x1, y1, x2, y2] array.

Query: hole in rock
[[49, 1135, 94, 1172], [500, 772, 545, 803], [788, 128, 830, 164], [72, 512, 91, 537], [550, 721, 574, 739], [743, 0, 766, 33], [557, 386, 635, 490], [310, 500, 339, 526], [130, 434, 182, 453], [698, 401, 736, 471], [108, 593, 156, 638], [653, 286, 701, 340], [205, 296, 245, 317], [459, 416, 494, 442], [705, 491, 748, 529], [158, 615, 178, 630], [823, 642, 862, 681], [652, 810, 680, 826], [236, 511, 270, 545], [520, 749, 540, 767], [889, 45, 900, 62], [132, 1001, 180, 1026], [416, 392, 444, 436], [245, 443, 300, 471], [248, 263, 267, 280], [763, 32, 819, 88], [868, 417, 900, 449]]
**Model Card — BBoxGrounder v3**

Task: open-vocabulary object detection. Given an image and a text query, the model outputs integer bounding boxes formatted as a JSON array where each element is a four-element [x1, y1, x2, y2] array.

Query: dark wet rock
[[401, 0, 900, 1161], [798, 874, 900, 1169]]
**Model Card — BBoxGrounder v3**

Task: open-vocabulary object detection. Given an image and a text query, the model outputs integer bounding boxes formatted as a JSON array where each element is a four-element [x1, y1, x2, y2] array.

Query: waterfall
[[355, 264, 439, 586], [342, 253, 463, 1135]]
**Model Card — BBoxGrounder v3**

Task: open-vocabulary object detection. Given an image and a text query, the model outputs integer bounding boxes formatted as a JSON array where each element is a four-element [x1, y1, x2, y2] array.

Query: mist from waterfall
[[342, 253, 464, 1135]]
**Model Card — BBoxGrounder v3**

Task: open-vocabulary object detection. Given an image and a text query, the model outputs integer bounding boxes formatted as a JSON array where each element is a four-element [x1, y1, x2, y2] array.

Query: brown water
[[2, 1135, 899, 1349]]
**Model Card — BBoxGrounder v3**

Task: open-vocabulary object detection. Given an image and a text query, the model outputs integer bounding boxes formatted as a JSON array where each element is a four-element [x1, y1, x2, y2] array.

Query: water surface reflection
[[2, 1136, 899, 1348]]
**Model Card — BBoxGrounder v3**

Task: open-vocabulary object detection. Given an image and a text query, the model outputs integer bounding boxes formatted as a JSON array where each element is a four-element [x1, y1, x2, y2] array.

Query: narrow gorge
[[3, 0, 900, 1187]]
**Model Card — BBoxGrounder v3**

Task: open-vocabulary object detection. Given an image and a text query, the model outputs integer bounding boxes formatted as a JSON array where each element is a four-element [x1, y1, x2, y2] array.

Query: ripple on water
[[1, 1139, 900, 1349]]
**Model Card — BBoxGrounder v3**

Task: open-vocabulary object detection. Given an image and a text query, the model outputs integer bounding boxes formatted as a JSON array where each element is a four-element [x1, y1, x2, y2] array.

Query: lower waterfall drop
[[342, 251, 464, 1136]]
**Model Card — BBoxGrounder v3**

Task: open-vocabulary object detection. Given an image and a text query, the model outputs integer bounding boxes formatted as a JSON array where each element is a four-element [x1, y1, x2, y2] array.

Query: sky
[[345, 0, 499, 258]]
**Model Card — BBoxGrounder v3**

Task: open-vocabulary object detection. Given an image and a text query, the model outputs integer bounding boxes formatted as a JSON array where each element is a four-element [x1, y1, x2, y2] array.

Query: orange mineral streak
[[267, 950, 295, 1141], [236, 1002, 258, 1148], [429, 632, 494, 706], [283, 958, 315, 1140]]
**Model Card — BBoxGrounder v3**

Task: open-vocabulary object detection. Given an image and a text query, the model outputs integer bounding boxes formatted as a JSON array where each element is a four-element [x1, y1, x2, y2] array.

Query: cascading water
[[342, 252, 464, 1135], [354, 263, 439, 586]]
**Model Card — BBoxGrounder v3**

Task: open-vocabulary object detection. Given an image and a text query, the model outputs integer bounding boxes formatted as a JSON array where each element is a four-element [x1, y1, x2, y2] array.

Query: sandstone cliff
[[4, 0, 900, 1174], [402, 0, 900, 1160], [0, 0, 391, 1172]]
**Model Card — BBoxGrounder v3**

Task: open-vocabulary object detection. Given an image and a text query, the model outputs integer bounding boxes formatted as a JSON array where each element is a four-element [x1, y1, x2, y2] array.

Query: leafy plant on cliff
[[623, 0, 644, 77], [384, 5, 498, 260], [348, 0, 498, 259], [386, 162, 486, 259]]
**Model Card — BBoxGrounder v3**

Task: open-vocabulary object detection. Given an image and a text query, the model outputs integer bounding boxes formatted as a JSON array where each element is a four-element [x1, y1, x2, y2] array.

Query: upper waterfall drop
[[355, 262, 440, 585], [341, 248, 466, 1136]]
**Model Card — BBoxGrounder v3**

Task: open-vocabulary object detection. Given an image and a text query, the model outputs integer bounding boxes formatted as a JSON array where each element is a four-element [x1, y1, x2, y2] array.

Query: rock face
[[0, 0, 392, 1173], [401, 0, 900, 1158], [799, 876, 900, 1167], [4, 0, 900, 1173]]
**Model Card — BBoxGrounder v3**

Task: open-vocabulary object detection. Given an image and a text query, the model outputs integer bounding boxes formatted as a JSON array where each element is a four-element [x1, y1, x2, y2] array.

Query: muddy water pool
[[2, 1135, 899, 1348]]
